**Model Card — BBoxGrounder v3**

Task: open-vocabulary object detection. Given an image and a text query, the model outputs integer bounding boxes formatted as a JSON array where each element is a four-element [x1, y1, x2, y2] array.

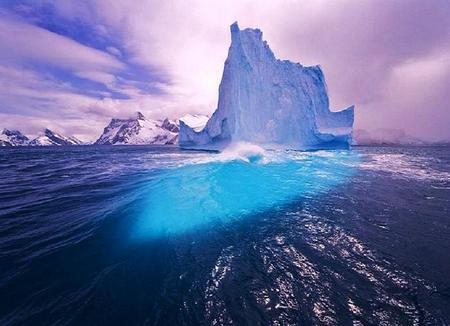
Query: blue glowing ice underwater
[[134, 145, 359, 238]]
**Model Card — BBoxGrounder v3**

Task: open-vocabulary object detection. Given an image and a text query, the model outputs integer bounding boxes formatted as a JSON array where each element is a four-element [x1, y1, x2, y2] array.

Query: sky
[[0, 0, 449, 142]]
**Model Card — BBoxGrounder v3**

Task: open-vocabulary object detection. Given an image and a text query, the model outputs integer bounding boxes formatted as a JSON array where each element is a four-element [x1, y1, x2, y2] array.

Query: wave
[[218, 142, 266, 163]]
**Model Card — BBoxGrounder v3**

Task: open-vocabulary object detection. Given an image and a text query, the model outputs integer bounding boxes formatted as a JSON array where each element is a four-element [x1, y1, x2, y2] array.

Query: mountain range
[[0, 129, 29, 146], [0, 112, 209, 147], [1, 114, 445, 147], [0, 128, 83, 147]]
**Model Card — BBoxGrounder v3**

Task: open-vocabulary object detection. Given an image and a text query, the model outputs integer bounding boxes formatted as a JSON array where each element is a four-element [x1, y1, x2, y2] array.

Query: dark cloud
[[265, 0, 450, 140]]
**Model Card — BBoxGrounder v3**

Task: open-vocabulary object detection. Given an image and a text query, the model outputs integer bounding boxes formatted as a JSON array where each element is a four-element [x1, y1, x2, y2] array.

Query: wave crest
[[218, 142, 266, 163]]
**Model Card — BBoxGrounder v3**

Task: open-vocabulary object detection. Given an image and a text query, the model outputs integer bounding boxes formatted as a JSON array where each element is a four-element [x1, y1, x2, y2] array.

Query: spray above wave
[[217, 142, 266, 163], [186, 142, 267, 165]]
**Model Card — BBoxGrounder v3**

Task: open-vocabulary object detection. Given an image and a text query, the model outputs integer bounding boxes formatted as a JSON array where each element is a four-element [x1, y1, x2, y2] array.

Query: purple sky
[[0, 0, 449, 141]]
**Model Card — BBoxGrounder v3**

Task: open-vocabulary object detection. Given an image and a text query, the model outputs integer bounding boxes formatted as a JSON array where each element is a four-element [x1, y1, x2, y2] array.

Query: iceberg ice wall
[[179, 22, 354, 150]]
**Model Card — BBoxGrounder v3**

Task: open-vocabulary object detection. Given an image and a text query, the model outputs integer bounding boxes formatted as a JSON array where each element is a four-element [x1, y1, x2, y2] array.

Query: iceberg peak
[[180, 23, 354, 150], [230, 21, 239, 33]]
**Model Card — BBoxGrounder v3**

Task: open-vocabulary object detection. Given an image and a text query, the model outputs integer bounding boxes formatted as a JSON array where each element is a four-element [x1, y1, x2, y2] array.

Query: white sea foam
[[183, 141, 271, 165], [218, 142, 266, 163], [360, 153, 450, 181]]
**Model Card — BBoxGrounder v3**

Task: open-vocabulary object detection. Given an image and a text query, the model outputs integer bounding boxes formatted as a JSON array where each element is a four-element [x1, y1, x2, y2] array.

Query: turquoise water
[[135, 148, 359, 238]]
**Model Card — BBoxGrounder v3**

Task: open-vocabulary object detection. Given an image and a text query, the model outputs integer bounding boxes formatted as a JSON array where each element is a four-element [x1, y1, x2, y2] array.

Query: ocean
[[0, 145, 449, 325]]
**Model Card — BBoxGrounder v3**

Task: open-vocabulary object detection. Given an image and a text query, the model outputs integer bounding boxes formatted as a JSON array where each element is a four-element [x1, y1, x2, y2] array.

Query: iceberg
[[134, 149, 359, 238], [179, 114, 209, 132], [179, 22, 354, 150]]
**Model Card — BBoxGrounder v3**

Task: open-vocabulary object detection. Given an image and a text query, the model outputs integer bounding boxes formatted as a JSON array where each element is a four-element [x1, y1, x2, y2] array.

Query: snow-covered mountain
[[161, 118, 179, 133], [179, 22, 354, 150], [95, 112, 179, 145], [0, 129, 29, 146], [0, 113, 207, 147], [29, 129, 83, 146]]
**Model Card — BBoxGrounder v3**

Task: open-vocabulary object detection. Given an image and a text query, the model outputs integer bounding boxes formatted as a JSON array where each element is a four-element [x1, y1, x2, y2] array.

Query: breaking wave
[[217, 141, 266, 163]]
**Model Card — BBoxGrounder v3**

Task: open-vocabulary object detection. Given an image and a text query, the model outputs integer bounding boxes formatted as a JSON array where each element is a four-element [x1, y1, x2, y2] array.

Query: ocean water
[[0, 145, 449, 325]]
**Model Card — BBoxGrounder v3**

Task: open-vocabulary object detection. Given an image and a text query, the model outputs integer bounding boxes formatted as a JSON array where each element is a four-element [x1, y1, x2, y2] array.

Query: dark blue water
[[0, 145, 449, 325]]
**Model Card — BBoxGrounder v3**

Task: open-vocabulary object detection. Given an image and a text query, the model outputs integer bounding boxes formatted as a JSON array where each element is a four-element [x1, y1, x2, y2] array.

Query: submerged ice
[[134, 147, 359, 238], [179, 22, 354, 150]]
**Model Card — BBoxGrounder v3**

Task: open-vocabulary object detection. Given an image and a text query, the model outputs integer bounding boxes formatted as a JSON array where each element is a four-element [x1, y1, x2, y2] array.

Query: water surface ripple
[[0, 145, 449, 325]]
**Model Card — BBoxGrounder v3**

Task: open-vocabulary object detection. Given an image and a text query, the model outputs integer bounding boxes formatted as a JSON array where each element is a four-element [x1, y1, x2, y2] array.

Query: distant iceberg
[[179, 114, 209, 132], [179, 22, 354, 150]]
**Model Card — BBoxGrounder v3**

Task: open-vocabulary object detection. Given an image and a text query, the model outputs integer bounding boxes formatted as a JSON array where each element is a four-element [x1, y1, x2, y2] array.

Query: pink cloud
[[2, 1, 450, 141]]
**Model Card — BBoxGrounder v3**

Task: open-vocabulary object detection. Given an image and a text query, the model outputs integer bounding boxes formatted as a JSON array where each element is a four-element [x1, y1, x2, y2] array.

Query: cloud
[[0, 64, 192, 141], [74, 71, 117, 86], [366, 49, 450, 140], [0, 7, 179, 140], [0, 64, 108, 140], [106, 46, 122, 58], [0, 12, 124, 73], [1, 0, 449, 141]]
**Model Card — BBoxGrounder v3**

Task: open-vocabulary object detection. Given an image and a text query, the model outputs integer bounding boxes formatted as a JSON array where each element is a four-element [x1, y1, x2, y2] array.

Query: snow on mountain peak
[[95, 112, 178, 145], [161, 118, 180, 133], [0, 129, 29, 146], [136, 112, 145, 120], [29, 129, 82, 146]]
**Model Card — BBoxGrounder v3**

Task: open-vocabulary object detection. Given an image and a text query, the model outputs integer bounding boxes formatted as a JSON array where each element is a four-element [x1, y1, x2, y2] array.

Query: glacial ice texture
[[179, 22, 354, 150]]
